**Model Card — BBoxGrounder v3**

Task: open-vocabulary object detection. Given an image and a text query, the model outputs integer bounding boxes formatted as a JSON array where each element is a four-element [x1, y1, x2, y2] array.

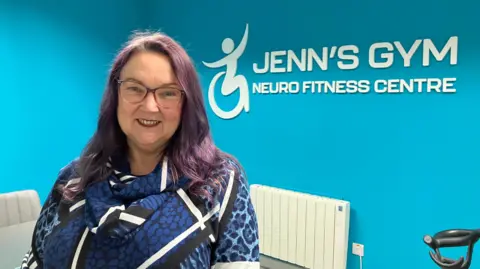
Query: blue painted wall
[[0, 1, 148, 202], [150, 0, 480, 269], [1, 0, 478, 268]]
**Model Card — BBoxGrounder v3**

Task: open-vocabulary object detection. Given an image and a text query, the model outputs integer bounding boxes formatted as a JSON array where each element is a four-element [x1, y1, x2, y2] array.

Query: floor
[[260, 255, 306, 269]]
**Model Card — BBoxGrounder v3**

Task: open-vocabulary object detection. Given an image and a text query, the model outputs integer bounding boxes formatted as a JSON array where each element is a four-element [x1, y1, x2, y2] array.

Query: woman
[[21, 31, 260, 268]]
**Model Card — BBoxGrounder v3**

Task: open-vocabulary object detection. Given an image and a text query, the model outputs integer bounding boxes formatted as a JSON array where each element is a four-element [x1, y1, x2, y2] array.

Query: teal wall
[[0, 1, 148, 202], [1, 0, 479, 268], [150, 0, 479, 269]]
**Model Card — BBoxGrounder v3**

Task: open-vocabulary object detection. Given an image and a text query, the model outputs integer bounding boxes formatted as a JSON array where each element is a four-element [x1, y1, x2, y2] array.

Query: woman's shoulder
[[214, 152, 248, 186], [29, 158, 82, 262], [56, 158, 82, 185], [200, 152, 251, 207], [47, 158, 82, 201]]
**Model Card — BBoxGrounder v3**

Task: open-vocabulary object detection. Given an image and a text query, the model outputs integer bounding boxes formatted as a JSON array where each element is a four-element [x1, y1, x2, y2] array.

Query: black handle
[[424, 229, 480, 269]]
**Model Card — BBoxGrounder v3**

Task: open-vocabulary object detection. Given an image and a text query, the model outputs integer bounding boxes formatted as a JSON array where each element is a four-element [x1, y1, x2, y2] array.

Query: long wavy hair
[[62, 31, 229, 201]]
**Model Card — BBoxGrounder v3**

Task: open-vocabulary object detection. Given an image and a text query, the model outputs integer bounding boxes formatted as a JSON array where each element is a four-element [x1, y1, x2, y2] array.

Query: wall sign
[[203, 24, 459, 119]]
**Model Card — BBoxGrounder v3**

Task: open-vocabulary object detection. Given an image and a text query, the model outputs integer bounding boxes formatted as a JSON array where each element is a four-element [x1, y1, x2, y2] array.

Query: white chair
[[0, 190, 41, 269]]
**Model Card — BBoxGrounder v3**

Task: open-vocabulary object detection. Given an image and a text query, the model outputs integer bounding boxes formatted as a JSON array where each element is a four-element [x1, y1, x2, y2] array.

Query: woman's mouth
[[137, 119, 161, 127]]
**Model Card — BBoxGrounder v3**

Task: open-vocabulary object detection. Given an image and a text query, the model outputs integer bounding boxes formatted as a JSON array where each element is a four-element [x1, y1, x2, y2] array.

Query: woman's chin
[[131, 137, 164, 152]]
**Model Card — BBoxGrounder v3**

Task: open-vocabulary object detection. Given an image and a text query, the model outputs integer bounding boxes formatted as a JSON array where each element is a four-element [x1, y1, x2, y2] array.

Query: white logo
[[202, 24, 250, 120]]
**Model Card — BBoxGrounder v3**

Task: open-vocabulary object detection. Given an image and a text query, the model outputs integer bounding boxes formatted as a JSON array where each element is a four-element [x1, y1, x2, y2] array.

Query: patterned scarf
[[83, 156, 190, 239]]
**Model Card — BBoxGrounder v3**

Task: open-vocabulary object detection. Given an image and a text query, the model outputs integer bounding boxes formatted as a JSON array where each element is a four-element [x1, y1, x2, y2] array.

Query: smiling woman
[[20, 31, 260, 269], [116, 51, 185, 173]]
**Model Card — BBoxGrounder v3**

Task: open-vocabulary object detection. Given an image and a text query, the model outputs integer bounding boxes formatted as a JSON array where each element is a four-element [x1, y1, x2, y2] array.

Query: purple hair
[[62, 31, 231, 201]]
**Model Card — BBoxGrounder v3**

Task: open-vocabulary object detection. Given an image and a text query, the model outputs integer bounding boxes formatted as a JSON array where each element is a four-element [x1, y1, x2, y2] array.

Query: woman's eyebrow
[[122, 77, 180, 88]]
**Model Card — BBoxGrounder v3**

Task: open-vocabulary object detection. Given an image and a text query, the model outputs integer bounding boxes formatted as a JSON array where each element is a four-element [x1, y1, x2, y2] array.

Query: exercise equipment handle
[[424, 229, 480, 269]]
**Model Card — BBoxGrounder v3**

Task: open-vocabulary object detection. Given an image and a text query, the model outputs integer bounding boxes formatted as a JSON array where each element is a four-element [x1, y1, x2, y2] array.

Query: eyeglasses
[[117, 79, 184, 108]]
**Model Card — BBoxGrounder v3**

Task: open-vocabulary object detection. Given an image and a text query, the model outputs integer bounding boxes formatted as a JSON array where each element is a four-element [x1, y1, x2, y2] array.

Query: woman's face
[[117, 51, 183, 154]]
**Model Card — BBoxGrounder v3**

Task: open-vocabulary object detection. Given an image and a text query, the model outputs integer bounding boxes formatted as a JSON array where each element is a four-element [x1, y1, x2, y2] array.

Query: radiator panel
[[251, 185, 350, 269]]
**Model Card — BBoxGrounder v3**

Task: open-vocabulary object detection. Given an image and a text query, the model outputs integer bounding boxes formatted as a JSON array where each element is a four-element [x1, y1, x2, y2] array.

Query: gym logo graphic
[[202, 24, 250, 120]]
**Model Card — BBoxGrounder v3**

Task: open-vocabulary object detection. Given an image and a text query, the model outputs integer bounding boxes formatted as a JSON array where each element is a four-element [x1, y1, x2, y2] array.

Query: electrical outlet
[[352, 243, 364, 257]]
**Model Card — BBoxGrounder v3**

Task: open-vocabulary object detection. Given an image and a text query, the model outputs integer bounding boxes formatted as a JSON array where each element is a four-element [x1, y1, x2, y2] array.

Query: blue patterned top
[[21, 155, 260, 268]]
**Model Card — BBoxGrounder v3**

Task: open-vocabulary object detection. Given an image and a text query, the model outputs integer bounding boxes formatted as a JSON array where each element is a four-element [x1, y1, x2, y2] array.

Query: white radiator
[[250, 184, 350, 269]]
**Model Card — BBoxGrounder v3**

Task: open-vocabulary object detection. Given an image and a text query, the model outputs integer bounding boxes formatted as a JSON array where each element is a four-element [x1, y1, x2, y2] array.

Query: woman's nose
[[143, 92, 160, 111]]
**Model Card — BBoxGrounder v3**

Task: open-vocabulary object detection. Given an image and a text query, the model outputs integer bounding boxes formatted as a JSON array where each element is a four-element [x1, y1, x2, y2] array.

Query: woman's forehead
[[121, 51, 178, 86]]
